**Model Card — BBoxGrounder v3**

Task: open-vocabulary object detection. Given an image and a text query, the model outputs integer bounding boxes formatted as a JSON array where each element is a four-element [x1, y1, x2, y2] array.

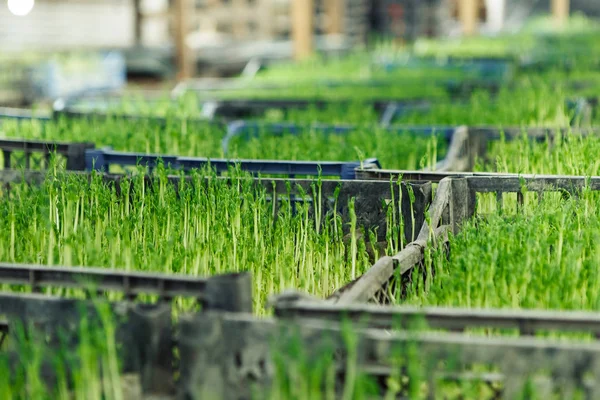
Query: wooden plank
[[467, 175, 600, 193], [409, 181, 433, 243], [459, 0, 479, 36], [552, 0, 570, 25], [178, 311, 600, 400], [291, 0, 314, 60], [355, 168, 600, 186], [394, 241, 427, 275], [326, 0, 345, 35], [338, 178, 453, 301], [331, 256, 396, 304], [427, 126, 473, 172], [417, 178, 452, 242], [0, 263, 251, 310], [232, 0, 248, 38], [274, 299, 600, 336], [174, 0, 195, 80], [355, 168, 461, 182], [134, 0, 143, 45], [331, 223, 450, 306], [258, 0, 274, 38], [449, 178, 473, 234]]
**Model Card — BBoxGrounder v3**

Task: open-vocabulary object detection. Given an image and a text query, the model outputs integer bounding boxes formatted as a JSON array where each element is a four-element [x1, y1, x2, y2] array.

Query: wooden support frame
[[134, 0, 143, 45], [274, 297, 600, 337], [329, 170, 600, 307], [178, 311, 600, 399], [552, 0, 570, 26], [325, 0, 345, 35], [232, 0, 248, 38], [459, 0, 479, 36], [174, 0, 196, 80], [291, 0, 314, 60], [258, 0, 274, 39]]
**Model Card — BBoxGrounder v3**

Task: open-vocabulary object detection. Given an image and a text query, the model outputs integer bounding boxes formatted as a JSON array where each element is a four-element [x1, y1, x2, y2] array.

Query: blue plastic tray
[[86, 148, 380, 180]]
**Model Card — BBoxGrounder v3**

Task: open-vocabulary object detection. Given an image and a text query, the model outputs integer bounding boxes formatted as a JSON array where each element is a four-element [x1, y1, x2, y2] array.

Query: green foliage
[[4, 17, 600, 398], [0, 167, 395, 311], [406, 132, 600, 311]]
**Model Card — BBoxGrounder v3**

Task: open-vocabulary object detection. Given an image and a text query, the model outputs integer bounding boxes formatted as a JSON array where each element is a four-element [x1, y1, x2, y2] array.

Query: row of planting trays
[[0, 91, 595, 136], [2, 125, 600, 398], [4, 26, 598, 107], [0, 122, 586, 178], [1, 45, 599, 396], [0, 46, 507, 107]]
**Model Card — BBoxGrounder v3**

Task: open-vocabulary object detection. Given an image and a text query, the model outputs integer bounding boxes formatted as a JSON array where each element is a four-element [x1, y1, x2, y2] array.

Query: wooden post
[[292, 0, 314, 60], [552, 0, 569, 26], [326, 0, 344, 35], [174, 0, 195, 80], [459, 0, 478, 36], [134, 0, 143, 46], [203, 273, 253, 313], [232, 0, 247, 39], [485, 0, 505, 33], [258, 0, 274, 39]]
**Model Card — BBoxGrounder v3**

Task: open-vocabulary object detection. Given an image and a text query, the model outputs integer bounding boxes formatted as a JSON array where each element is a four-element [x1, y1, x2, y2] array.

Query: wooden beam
[[174, 0, 195, 80], [258, 0, 274, 39], [459, 0, 478, 36], [133, 0, 143, 45], [232, 0, 247, 38], [552, 0, 570, 25], [326, 0, 344, 35], [485, 0, 505, 32], [291, 0, 314, 60]]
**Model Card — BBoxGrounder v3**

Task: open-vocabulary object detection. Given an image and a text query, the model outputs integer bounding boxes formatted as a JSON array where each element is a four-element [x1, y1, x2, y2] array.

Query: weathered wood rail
[[327, 176, 458, 304], [0, 263, 251, 308], [329, 173, 600, 306], [5, 289, 600, 399], [273, 298, 600, 337], [0, 265, 252, 395], [178, 311, 600, 400], [246, 171, 600, 399]]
